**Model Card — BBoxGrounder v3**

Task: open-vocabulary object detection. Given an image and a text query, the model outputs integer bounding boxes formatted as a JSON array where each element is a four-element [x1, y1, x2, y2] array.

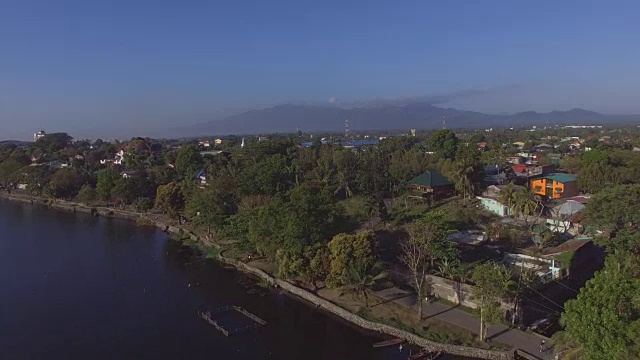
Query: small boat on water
[[372, 338, 405, 348], [408, 350, 442, 360]]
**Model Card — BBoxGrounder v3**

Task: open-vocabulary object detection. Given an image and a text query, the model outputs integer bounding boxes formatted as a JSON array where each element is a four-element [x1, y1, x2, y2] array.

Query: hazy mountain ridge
[[176, 103, 637, 137]]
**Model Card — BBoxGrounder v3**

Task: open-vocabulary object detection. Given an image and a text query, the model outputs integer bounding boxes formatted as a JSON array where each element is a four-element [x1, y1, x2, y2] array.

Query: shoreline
[[0, 192, 515, 360]]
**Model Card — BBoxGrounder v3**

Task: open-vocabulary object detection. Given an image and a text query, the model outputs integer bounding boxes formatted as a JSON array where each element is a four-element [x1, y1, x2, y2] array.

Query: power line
[[552, 280, 580, 294], [524, 283, 565, 311], [520, 295, 563, 316]]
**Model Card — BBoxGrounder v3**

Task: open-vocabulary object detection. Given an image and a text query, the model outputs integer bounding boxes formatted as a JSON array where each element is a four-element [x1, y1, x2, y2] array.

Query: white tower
[[240, 137, 245, 148]]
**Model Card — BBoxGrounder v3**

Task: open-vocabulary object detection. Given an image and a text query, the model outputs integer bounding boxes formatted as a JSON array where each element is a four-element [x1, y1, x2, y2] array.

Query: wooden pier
[[199, 306, 267, 336]]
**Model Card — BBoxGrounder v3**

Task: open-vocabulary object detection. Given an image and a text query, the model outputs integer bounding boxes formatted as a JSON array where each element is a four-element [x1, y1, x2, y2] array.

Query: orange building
[[530, 173, 579, 199]]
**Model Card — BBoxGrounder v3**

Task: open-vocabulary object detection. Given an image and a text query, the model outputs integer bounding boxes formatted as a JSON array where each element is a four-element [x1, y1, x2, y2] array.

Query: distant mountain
[[175, 104, 638, 136]]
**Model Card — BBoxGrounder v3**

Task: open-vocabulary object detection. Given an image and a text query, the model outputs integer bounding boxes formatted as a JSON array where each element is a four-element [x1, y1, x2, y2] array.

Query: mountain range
[[175, 103, 640, 137]]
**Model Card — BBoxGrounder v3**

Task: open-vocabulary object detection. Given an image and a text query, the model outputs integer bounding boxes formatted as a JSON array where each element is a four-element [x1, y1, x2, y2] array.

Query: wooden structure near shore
[[199, 306, 266, 337], [372, 338, 405, 348]]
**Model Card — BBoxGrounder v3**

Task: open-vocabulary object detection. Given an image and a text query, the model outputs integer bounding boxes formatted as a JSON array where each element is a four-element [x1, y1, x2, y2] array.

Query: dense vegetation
[[4, 125, 640, 354]]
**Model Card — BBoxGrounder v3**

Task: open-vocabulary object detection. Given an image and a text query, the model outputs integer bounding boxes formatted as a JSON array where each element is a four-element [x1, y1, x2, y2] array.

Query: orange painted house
[[530, 173, 579, 199]]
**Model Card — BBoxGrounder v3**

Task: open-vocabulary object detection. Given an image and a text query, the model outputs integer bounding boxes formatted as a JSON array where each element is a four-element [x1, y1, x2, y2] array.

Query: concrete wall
[[428, 275, 513, 313], [219, 256, 514, 360], [477, 197, 510, 217]]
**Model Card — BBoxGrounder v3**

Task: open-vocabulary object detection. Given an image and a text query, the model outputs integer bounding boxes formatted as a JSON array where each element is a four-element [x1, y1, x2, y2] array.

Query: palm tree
[[437, 259, 457, 280], [498, 182, 518, 218], [452, 163, 474, 202], [334, 171, 354, 200], [515, 187, 540, 227], [345, 262, 386, 308]]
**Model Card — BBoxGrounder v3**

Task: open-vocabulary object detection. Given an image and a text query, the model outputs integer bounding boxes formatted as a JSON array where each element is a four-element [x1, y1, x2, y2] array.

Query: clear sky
[[1, 0, 640, 139]]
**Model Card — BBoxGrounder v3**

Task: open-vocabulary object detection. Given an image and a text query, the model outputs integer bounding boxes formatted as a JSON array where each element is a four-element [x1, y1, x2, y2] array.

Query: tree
[[400, 224, 433, 318], [471, 262, 514, 341], [515, 186, 543, 228], [186, 181, 238, 234], [428, 129, 459, 159], [96, 168, 119, 201], [561, 268, 640, 359], [275, 243, 330, 291], [343, 260, 385, 307], [239, 154, 294, 196], [155, 182, 185, 219], [326, 231, 377, 288], [75, 184, 97, 204], [247, 185, 347, 258], [47, 168, 84, 199], [134, 197, 154, 213], [175, 144, 203, 180], [451, 144, 484, 201], [498, 182, 518, 218], [582, 184, 640, 255]]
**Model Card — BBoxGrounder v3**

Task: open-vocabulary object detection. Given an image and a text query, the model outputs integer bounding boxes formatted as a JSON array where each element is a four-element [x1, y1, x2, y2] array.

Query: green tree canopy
[[175, 144, 204, 180], [428, 129, 459, 159], [47, 168, 85, 199], [155, 182, 185, 219], [96, 168, 119, 200], [326, 230, 377, 288], [561, 268, 640, 359]]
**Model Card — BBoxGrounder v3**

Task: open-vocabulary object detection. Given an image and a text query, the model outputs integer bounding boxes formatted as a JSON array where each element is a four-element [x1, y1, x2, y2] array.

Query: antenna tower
[[442, 116, 447, 129], [345, 118, 350, 142]]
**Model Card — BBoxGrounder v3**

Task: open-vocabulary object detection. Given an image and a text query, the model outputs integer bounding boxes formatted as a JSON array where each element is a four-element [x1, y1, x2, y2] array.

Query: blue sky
[[1, 0, 639, 139]]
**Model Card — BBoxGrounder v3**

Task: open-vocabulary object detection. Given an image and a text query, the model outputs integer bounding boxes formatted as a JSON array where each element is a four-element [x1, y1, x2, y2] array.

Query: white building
[[214, 138, 223, 145], [34, 130, 46, 142], [114, 150, 125, 165]]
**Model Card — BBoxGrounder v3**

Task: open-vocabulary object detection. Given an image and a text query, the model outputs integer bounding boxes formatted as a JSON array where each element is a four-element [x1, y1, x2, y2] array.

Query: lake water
[[0, 200, 467, 360]]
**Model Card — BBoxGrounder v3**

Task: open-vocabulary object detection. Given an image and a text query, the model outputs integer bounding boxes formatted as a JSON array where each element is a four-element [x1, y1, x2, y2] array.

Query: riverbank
[[0, 191, 516, 360]]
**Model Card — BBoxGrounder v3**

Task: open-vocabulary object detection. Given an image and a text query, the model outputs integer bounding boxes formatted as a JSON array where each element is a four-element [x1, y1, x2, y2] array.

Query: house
[[408, 169, 454, 196], [530, 173, 579, 199], [506, 156, 524, 165], [546, 198, 587, 234], [114, 150, 125, 165], [477, 142, 488, 151], [476, 184, 523, 217], [199, 140, 211, 148], [512, 141, 526, 149], [33, 130, 46, 142], [214, 138, 223, 145], [200, 150, 226, 157], [532, 143, 554, 152]]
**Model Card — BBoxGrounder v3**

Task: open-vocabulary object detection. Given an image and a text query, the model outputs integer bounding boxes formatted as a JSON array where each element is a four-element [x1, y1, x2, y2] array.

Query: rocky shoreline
[[0, 192, 516, 360]]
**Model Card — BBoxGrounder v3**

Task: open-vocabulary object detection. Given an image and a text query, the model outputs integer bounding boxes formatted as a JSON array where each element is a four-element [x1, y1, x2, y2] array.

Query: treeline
[[554, 184, 640, 358]]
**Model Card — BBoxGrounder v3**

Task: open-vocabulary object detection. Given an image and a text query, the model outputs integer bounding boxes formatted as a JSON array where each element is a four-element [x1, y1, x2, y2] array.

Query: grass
[[356, 305, 494, 348]]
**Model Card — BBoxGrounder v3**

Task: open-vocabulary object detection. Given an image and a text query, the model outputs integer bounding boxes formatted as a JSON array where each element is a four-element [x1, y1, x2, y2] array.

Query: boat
[[372, 338, 405, 348], [408, 350, 442, 360]]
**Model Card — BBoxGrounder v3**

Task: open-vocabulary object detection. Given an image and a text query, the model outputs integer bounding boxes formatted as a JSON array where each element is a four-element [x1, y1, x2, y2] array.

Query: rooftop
[[409, 169, 453, 188], [545, 173, 577, 183]]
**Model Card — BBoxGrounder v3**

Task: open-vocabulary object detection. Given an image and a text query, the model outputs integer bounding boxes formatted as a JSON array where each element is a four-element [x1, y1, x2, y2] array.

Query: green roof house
[[408, 169, 454, 196]]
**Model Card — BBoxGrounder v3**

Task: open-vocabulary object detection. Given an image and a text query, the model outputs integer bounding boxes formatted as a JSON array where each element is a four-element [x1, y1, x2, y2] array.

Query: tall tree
[[326, 231, 377, 288], [471, 262, 514, 341], [155, 182, 185, 219], [175, 144, 204, 180], [96, 168, 119, 201], [498, 182, 518, 218], [428, 129, 459, 159], [186, 180, 238, 234]]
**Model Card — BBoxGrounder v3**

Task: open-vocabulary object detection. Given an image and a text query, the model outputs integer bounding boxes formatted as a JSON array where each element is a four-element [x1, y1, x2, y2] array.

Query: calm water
[[1, 200, 465, 360]]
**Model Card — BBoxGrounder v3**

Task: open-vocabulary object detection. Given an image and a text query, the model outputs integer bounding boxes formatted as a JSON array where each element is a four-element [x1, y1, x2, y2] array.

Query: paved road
[[374, 288, 555, 359]]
